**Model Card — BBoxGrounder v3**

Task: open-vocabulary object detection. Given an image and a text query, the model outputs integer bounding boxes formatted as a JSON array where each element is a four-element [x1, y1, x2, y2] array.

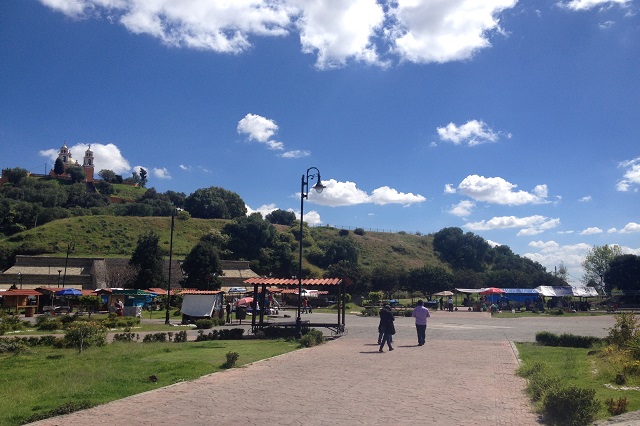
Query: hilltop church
[[48, 143, 96, 183]]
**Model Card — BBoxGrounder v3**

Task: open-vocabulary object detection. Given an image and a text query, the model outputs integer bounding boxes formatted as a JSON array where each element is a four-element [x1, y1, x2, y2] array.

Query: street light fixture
[[297, 167, 326, 338], [166, 208, 176, 325], [61, 242, 75, 288]]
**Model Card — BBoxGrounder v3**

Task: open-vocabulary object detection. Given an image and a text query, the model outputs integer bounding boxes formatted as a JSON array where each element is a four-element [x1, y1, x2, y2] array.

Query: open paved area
[[29, 311, 625, 425]]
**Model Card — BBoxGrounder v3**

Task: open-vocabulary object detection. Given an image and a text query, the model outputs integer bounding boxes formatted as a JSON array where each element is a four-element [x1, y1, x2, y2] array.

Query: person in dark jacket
[[378, 304, 395, 352]]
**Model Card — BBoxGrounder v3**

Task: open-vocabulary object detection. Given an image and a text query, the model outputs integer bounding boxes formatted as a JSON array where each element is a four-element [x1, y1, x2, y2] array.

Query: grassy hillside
[[0, 216, 442, 274]]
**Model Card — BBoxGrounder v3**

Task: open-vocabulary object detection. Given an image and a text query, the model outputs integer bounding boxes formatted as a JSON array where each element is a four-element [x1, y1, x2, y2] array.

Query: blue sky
[[1, 0, 639, 284]]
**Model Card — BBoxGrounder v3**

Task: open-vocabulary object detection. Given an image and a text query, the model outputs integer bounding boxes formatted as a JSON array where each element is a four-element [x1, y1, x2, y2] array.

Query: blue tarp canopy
[[500, 288, 540, 303]]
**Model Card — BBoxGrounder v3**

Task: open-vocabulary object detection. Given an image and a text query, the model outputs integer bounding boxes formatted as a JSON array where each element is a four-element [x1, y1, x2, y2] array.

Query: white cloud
[[449, 200, 475, 217], [436, 119, 504, 146], [390, 0, 517, 63], [558, 0, 630, 12], [40, 0, 521, 68], [580, 227, 603, 235], [246, 203, 278, 218], [153, 167, 171, 179], [294, 0, 385, 69], [444, 184, 457, 194], [579, 195, 592, 202], [617, 156, 640, 192], [179, 164, 191, 171], [39, 142, 131, 174], [524, 241, 592, 284], [456, 175, 550, 205], [618, 222, 640, 233], [465, 215, 560, 235], [306, 179, 426, 207], [280, 150, 311, 159], [237, 113, 282, 147]]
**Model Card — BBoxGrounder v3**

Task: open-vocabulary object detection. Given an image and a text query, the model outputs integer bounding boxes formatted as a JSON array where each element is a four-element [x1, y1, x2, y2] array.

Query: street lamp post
[[61, 242, 75, 288], [57, 270, 62, 288], [18, 272, 22, 289], [165, 209, 175, 325], [296, 167, 326, 338]]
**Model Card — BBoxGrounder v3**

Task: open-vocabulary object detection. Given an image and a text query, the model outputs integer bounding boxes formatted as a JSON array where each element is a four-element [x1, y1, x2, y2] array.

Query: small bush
[[222, 351, 239, 368], [194, 319, 215, 329], [605, 397, 629, 416], [113, 332, 138, 342], [535, 332, 601, 348], [172, 330, 188, 343], [338, 229, 349, 236], [0, 314, 25, 335], [361, 307, 379, 317], [541, 385, 600, 426], [0, 339, 29, 354], [608, 312, 640, 347], [143, 333, 167, 343], [35, 316, 63, 331], [64, 322, 107, 353], [354, 228, 365, 236], [299, 328, 324, 347], [195, 328, 244, 341]]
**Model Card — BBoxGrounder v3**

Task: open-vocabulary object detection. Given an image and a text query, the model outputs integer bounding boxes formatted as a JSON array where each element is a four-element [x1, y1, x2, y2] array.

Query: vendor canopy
[[535, 286, 599, 297]]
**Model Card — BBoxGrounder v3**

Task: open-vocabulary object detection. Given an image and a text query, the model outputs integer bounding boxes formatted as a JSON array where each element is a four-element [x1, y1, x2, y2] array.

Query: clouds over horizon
[[308, 179, 426, 207], [448, 175, 550, 205], [465, 215, 560, 235], [39, 0, 536, 69]]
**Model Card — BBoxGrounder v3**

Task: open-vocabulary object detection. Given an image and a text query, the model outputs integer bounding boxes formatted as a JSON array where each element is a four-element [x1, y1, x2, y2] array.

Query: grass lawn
[[0, 339, 299, 425], [516, 342, 640, 421]]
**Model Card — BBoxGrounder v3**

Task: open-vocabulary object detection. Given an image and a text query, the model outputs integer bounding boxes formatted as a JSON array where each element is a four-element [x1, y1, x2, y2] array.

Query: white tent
[[181, 293, 223, 318], [534, 286, 599, 297]]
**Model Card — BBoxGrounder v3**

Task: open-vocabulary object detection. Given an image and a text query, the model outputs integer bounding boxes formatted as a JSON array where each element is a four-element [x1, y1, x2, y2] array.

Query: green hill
[[0, 215, 443, 274]]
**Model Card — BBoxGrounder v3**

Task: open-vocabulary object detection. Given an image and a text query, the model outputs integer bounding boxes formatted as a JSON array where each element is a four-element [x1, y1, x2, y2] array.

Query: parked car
[[228, 287, 247, 293]]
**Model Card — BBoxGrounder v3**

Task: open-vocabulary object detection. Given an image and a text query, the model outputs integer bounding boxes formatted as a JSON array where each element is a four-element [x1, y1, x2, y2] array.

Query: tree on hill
[[3, 167, 29, 185], [582, 244, 623, 293], [266, 209, 296, 226], [184, 186, 246, 219], [408, 265, 453, 294], [66, 165, 85, 183], [433, 227, 491, 271], [98, 169, 116, 183], [54, 159, 65, 176], [139, 168, 148, 188], [182, 239, 223, 290], [604, 254, 640, 293], [129, 231, 166, 290]]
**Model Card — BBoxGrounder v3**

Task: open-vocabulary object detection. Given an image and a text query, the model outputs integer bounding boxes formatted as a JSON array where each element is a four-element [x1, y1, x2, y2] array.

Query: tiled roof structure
[[243, 277, 343, 286]]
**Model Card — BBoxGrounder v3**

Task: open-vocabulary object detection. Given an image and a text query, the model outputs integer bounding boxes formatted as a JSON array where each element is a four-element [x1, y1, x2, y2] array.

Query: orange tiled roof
[[243, 278, 343, 286], [179, 289, 224, 295]]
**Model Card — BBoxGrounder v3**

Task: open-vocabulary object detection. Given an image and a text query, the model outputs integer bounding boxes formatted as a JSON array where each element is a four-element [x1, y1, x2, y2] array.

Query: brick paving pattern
[[29, 311, 632, 426]]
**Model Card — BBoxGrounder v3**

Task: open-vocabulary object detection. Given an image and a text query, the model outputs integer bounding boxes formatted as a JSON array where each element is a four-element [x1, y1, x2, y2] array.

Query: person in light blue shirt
[[411, 300, 431, 346]]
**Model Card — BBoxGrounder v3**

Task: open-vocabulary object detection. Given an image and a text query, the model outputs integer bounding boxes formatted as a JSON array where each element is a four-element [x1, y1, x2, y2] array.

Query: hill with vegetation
[[0, 168, 564, 294]]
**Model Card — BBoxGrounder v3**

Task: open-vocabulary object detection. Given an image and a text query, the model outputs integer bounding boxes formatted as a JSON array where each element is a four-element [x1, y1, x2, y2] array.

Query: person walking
[[411, 300, 431, 346], [378, 304, 395, 352], [447, 295, 454, 312]]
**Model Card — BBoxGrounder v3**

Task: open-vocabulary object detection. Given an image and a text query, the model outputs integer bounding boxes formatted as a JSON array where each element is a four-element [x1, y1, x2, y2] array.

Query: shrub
[[0, 339, 29, 354], [172, 330, 188, 343], [222, 351, 239, 368], [194, 319, 215, 329], [0, 314, 25, 335], [541, 385, 600, 426], [64, 321, 107, 353], [195, 328, 244, 341], [361, 307, 379, 317], [113, 332, 138, 342], [608, 312, 640, 347], [299, 328, 324, 347], [35, 316, 63, 331], [354, 228, 365, 236], [338, 229, 349, 236], [142, 333, 167, 343], [535, 332, 601, 348], [605, 397, 629, 416]]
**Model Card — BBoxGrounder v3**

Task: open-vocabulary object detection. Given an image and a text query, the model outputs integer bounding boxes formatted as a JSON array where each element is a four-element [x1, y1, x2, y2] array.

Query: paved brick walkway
[[29, 312, 627, 425]]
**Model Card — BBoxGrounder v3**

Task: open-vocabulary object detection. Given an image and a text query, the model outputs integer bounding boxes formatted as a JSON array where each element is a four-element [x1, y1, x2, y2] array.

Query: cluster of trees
[[0, 167, 254, 237], [581, 244, 640, 294]]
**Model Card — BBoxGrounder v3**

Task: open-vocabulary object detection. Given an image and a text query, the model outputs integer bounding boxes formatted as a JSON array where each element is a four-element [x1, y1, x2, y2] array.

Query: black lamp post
[[61, 242, 75, 288], [18, 272, 22, 289], [296, 167, 326, 338], [57, 270, 62, 288], [165, 208, 175, 325]]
